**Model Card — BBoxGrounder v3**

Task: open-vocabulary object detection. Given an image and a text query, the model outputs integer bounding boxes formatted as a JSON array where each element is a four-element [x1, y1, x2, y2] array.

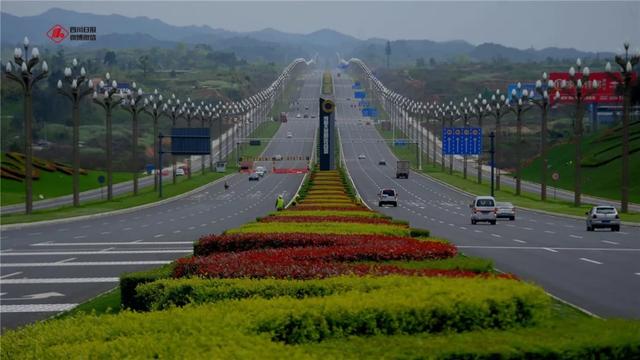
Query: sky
[[2, 1, 639, 52]]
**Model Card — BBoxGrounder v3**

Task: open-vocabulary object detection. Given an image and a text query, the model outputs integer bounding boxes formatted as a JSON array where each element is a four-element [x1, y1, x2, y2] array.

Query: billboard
[[170, 128, 211, 155], [549, 72, 635, 104]]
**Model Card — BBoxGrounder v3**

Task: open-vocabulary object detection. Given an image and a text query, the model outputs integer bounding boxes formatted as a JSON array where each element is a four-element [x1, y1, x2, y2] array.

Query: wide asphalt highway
[[334, 71, 640, 319], [0, 71, 319, 331]]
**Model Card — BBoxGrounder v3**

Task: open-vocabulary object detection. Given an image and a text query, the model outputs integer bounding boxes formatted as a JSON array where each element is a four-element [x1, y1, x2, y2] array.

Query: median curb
[[411, 170, 640, 228], [1, 173, 236, 231]]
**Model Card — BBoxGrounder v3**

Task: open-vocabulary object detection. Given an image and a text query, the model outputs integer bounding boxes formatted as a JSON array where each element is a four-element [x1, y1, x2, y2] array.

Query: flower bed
[[227, 222, 410, 236], [258, 216, 393, 224]]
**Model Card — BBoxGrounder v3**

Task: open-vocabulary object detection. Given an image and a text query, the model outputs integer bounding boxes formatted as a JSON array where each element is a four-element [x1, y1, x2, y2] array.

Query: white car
[[496, 202, 516, 220], [296, 113, 302, 118], [358, 154, 366, 159], [273, 154, 283, 161], [175, 168, 185, 176], [286, 132, 293, 138], [255, 166, 267, 177], [586, 206, 621, 231], [470, 196, 497, 225]]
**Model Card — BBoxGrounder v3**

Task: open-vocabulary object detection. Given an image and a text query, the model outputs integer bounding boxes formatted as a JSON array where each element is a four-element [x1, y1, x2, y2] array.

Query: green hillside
[[520, 120, 640, 203]]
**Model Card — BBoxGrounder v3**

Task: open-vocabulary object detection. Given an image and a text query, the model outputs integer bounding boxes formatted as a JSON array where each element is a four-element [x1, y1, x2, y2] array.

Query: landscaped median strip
[[2, 168, 640, 359]]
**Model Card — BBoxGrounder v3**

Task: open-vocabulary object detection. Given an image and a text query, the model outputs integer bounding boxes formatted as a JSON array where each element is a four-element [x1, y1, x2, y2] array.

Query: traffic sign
[[352, 82, 361, 89], [354, 91, 366, 99], [97, 175, 105, 184], [551, 172, 560, 181], [361, 108, 378, 117], [442, 127, 482, 155], [358, 100, 369, 107]]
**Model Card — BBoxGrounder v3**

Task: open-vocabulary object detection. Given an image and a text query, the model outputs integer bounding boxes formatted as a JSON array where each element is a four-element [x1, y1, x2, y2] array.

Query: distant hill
[[0, 8, 614, 64]]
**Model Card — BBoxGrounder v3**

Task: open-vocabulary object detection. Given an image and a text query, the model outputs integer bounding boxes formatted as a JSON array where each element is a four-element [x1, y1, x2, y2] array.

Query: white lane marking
[[457, 246, 640, 252], [491, 234, 502, 238], [602, 240, 619, 245], [1, 261, 172, 268], [0, 304, 78, 313], [2, 292, 65, 300], [474, 230, 482, 233], [57, 228, 68, 232], [100, 232, 111, 235], [522, 227, 533, 231], [27, 232, 42, 236], [55, 257, 76, 264], [569, 235, 583, 239], [544, 230, 556, 234], [580, 257, 603, 265], [153, 234, 165, 238], [0, 272, 22, 279], [73, 235, 86, 239], [122, 227, 132, 231], [543, 247, 558, 253], [173, 230, 182, 234], [618, 232, 629, 235], [31, 241, 192, 246], [1, 249, 191, 256], [81, 225, 91, 229], [513, 239, 526, 244], [0, 277, 119, 284], [635, 273, 640, 276], [459, 226, 467, 230], [188, 226, 196, 230]]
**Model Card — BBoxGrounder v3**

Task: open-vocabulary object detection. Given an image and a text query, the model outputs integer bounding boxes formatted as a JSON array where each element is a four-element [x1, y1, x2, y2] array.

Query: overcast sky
[[3, 1, 639, 52]]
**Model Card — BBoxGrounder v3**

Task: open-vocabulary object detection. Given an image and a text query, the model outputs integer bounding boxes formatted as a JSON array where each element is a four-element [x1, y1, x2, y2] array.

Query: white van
[[470, 196, 497, 225]]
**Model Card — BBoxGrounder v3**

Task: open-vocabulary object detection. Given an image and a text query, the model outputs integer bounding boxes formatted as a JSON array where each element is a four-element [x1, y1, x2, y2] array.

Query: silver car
[[470, 196, 497, 225], [496, 202, 516, 220], [586, 206, 620, 231]]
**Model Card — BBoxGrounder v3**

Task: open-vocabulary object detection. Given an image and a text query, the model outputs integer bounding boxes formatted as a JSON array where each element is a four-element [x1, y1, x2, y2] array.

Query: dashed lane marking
[[580, 257, 603, 265], [0, 272, 22, 279], [0, 277, 119, 284], [31, 241, 192, 246], [1, 249, 191, 256], [569, 235, 583, 239], [513, 239, 526, 244], [1, 260, 173, 268], [602, 240, 619, 245]]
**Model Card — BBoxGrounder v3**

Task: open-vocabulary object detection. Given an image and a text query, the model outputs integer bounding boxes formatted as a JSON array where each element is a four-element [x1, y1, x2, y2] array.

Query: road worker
[[275, 194, 284, 211]]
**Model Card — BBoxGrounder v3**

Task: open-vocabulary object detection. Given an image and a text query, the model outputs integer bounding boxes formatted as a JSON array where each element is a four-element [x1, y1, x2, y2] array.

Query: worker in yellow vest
[[275, 194, 284, 211]]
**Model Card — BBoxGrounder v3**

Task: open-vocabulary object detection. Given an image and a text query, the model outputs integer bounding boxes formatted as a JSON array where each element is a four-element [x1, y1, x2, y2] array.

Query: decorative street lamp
[[144, 89, 165, 190], [605, 42, 639, 213], [3, 36, 49, 214], [472, 95, 490, 184], [163, 94, 182, 184], [507, 84, 533, 196], [57, 58, 94, 207], [487, 90, 511, 191], [121, 82, 146, 195], [530, 73, 558, 200], [458, 100, 475, 179], [92, 73, 122, 200], [561, 59, 599, 207]]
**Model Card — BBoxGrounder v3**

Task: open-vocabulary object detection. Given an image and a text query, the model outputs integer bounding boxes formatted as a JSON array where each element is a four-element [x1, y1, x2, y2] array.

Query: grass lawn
[[0, 165, 235, 225], [229, 121, 281, 164], [376, 125, 640, 223], [1, 165, 135, 206]]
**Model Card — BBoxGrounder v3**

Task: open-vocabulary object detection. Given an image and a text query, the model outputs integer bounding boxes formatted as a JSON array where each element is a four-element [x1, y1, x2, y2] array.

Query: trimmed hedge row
[[227, 222, 411, 236], [119, 263, 174, 310]]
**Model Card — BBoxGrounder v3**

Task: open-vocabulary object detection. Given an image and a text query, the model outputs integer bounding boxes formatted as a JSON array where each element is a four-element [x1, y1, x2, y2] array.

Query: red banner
[[549, 72, 636, 104]]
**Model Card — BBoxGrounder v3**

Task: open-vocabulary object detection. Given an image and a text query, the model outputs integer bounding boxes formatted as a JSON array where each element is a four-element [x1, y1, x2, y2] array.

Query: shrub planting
[[227, 222, 411, 236]]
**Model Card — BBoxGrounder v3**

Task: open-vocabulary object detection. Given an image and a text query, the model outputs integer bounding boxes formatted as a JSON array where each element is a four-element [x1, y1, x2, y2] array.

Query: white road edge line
[[1, 249, 192, 256], [0, 277, 119, 284], [0, 304, 79, 313], [580, 257, 603, 265], [1, 261, 172, 268]]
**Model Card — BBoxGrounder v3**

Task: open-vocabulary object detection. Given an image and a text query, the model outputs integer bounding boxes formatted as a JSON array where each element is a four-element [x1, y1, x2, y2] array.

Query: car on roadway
[[470, 196, 497, 225], [586, 206, 620, 231], [303, 114, 309, 119], [496, 202, 516, 220], [378, 188, 398, 207], [175, 168, 185, 176], [311, 115, 316, 118], [255, 166, 267, 177], [248, 172, 260, 181], [273, 154, 283, 161], [378, 159, 386, 165], [358, 154, 366, 159], [296, 113, 302, 118], [286, 131, 293, 138]]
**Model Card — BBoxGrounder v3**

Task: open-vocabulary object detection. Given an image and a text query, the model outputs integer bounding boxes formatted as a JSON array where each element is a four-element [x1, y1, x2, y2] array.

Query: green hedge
[[410, 228, 431, 238], [119, 263, 174, 310], [228, 222, 410, 237]]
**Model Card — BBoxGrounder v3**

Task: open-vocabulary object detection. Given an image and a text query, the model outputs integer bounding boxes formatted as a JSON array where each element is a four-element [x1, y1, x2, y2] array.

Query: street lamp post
[[459, 101, 474, 179], [121, 82, 146, 195], [57, 58, 94, 207], [487, 90, 511, 191], [605, 42, 639, 213], [163, 95, 182, 184], [530, 74, 557, 200], [561, 59, 599, 207], [472, 95, 490, 184], [507, 84, 533, 196], [92, 73, 122, 201], [3, 36, 49, 214], [143, 89, 164, 190]]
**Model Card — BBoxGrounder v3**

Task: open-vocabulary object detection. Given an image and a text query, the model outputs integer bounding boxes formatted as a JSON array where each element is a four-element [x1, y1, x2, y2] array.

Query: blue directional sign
[[394, 139, 408, 146], [171, 128, 211, 155], [354, 91, 367, 99], [442, 127, 482, 155], [352, 82, 361, 89], [361, 108, 378, 117]]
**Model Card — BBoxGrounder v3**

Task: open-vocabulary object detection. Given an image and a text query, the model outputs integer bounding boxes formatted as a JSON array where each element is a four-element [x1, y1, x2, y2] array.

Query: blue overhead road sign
[[442, 127, 482, 155], [354, 91, 366, 99]]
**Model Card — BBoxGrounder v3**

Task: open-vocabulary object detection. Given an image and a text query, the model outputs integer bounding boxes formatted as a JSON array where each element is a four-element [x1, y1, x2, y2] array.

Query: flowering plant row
[[291, 205, 364, 211], [258, 215, 393, 225], [194, 232, 435, 256]]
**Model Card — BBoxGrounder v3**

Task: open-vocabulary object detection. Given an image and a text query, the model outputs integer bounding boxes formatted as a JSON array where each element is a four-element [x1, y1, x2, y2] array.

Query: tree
[[138, 55, 151, 79], [416, 57, 426, 67], [103, 51, 117, 66], [429, 57, 437, 67], [385, 41, 391, 68]]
